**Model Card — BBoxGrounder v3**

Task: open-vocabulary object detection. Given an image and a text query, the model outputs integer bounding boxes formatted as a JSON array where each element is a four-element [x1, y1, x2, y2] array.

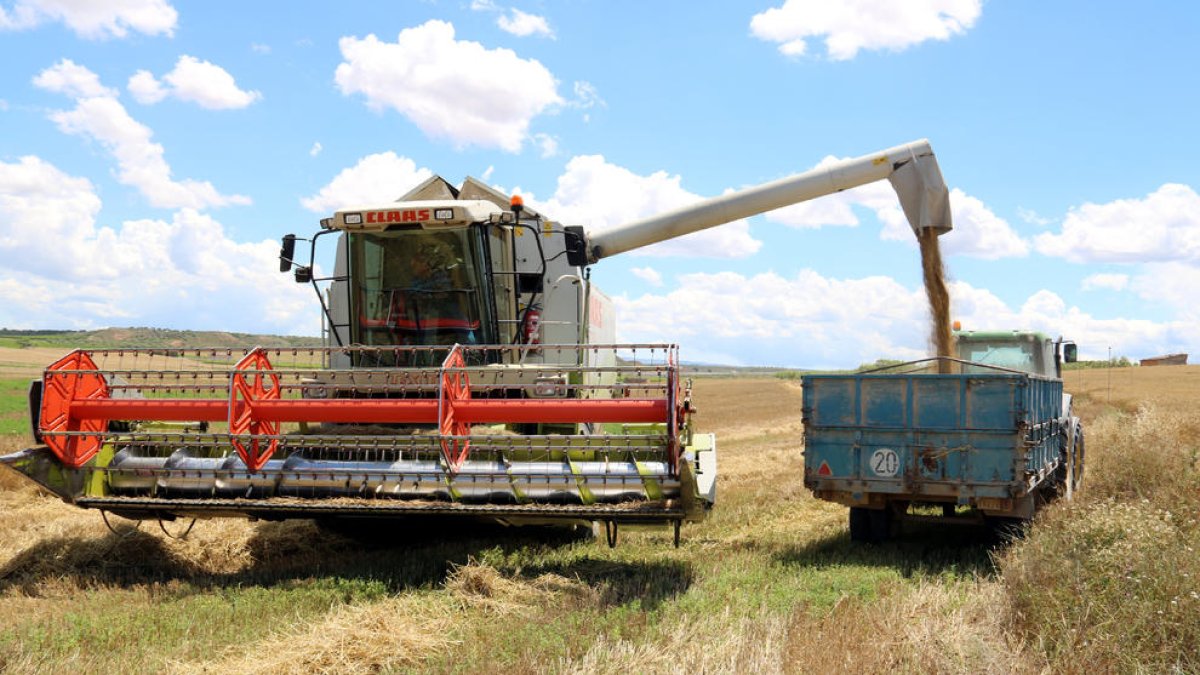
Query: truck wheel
[[1071, 424, 1085, 491]]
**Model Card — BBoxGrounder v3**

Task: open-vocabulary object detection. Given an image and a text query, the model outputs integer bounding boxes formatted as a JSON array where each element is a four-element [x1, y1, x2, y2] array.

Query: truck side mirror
[[1063, 343, 1077, 363], [294, 266, 313, 283], [279, 234, 297, 272]]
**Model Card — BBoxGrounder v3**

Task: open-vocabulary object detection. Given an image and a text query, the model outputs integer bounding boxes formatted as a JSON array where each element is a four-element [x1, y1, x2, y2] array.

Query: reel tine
[[100, 510, 143, 537], [158, 517, 198, 540]]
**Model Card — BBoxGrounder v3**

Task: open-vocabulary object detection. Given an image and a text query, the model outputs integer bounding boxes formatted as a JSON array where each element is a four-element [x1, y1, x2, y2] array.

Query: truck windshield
[[349, 229, 491, 350], [957, 341, 1043, 375]]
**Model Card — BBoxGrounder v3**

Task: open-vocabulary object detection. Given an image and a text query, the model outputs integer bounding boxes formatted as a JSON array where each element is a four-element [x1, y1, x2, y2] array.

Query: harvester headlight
[[343, 213, 363, 225], [434, 208, 454, 220]]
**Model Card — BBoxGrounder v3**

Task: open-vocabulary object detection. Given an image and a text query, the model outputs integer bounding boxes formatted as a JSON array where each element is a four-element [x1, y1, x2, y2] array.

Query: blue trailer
[[802, 330, 1084, 542]]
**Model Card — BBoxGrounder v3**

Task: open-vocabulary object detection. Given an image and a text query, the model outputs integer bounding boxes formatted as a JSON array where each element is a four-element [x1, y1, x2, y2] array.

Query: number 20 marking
[[870, 448, 899, 477]]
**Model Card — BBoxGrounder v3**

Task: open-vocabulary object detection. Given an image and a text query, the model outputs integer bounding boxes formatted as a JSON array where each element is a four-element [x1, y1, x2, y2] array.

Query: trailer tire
[[1071, 423, 1085, 491], [849, 507, 871, 542], [848, 507, 891, 544], [986, 515, 1027, 543]]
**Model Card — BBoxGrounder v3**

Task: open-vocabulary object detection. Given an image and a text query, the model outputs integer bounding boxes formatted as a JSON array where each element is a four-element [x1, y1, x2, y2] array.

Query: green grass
[[0, 327, 322, 350], [0, 379, 29, 436], [0, 580, 394, 669]]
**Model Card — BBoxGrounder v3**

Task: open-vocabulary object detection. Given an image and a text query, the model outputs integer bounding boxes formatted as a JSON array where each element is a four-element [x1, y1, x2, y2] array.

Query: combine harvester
[[3, 140, 952, 545]]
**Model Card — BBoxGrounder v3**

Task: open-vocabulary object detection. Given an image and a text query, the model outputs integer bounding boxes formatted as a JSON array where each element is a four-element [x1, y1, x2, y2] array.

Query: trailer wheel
[[987, 516, 1027, 543], [848, 507, 891, 544], [849, 507, 871, 542]]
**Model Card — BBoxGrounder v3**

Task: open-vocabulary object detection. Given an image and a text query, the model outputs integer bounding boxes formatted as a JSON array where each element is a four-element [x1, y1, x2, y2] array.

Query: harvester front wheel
[[604, 520, 619, 548]]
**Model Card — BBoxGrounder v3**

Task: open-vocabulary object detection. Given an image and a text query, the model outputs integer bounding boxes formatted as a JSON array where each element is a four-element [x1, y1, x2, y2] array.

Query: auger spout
[[585, 139, 952, 263]]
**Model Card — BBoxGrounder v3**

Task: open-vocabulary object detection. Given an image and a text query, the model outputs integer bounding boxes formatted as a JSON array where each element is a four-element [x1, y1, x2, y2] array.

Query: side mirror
[[564, 225, 588, 267], [294, 266, 313, 283], [279, 234, 297, 272], [1063, 343, 1078, 363]]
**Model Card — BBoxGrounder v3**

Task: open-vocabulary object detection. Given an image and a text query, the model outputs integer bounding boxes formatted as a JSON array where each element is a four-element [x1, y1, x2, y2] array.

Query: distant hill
[[0, 328, 323, 350]]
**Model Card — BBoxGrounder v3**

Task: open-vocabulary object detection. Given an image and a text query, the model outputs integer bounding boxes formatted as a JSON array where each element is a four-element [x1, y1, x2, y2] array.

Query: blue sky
[[2, 0, 1198, 367]]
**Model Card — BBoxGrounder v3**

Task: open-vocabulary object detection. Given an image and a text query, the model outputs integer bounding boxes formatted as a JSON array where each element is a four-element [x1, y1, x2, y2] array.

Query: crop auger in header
[[2, 139, 953, 546], [6, 344, 709, 545]]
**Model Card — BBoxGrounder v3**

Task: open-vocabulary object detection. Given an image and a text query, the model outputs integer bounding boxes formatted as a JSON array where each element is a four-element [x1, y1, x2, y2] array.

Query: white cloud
[[571, 81, 604, 109], [537, 155, 762, 259], [0, 156, 103, 277], [335, 20, 562, 152], [301, 152, 433, 213], [629, 267, 663, 287], [0, 0, 177, 39], [951, 284, 1190, 362], [614, 270, 930, 367], [750, 0, 981, 60], [1131, 263, 1200, 321], [35, 60, 250, 210], [1034, 184, 1200, 263], [532, 133, 559, 158], [251, 42, 271, 54], [309, 142, 323, 158], [32, 59, 116, 98], [0, 156, 312, 334], [1081, 273, 1129, 292], [127, 56, 262, 109], [612, 266, 1196, 368], [927, 188, 1029, 259], [481, 165, 495, 182], [497, 8, 554, 38], [1017, 207, 1053, 227], [127, 69, 167, 103], [762, 155, 1027, 259]]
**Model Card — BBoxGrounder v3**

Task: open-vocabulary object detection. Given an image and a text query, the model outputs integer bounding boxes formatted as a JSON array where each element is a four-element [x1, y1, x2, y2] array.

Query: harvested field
[[0, 347, 71, 379], [0, 368, 1196, 673]]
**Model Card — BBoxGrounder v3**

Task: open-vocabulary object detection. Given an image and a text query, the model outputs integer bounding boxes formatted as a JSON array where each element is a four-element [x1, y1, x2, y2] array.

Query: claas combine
[[2, 140, 952, 544]]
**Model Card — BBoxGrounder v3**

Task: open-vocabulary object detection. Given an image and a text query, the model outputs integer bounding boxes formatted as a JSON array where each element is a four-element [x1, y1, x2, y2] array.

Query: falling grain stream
[[919, 229, 953, 373]]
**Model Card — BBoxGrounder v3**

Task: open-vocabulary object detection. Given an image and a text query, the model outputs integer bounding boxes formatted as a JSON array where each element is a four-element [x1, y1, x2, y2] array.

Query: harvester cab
[[5, 139, 953, 546], [280, 176, 603, 370]]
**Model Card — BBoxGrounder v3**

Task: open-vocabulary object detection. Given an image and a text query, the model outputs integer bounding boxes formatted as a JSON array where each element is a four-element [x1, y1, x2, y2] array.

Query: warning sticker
[[870, 448, 900, 477]]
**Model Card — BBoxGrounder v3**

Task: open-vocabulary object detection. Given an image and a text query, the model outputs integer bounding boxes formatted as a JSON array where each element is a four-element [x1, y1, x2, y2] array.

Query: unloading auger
[[2, 139, 952, 545]]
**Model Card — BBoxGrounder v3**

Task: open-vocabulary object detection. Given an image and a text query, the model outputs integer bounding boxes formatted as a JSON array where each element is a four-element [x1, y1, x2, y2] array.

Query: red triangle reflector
[[817, 460, 832, 476]]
